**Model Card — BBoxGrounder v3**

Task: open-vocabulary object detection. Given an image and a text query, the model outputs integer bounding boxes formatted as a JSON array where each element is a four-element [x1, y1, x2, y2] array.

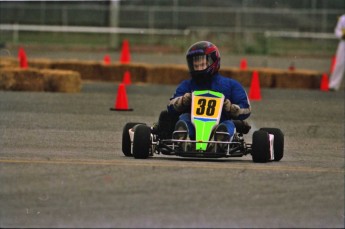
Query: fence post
[[13, 23, 18, 45], [109, 0, 120, 49]]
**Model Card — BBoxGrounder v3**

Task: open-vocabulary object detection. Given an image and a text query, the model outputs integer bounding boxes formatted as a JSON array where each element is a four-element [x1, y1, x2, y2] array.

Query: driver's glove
[[223, 99, 241, 118], [172, 93, 191, 112]]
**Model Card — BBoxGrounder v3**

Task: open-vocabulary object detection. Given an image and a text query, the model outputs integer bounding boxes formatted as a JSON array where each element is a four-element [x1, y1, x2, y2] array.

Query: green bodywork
[[193, 90, 224, 151]]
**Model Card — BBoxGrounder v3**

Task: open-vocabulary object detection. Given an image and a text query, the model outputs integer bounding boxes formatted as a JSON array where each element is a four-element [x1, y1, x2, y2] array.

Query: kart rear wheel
[[252, 130, 270, 163], [260, 128, 284, 161], [133, 124, 151, 159], [122, 122, 143, 157]]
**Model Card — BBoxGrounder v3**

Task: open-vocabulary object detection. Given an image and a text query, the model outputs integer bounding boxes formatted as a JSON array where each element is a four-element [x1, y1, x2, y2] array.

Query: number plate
[[192, 90, 224, 122], [191, 90, 224, 151]]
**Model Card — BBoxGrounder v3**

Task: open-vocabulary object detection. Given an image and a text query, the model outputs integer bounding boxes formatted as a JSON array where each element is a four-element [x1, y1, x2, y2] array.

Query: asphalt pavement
[[0, 82, 344, 228]]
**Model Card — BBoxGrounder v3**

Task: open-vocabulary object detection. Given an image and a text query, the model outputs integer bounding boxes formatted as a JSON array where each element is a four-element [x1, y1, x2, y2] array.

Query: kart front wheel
[[122, 122, 143, 157], [133, 124, 151, 159], [260, 128, 284, 161], [252, 130, 270, 163]]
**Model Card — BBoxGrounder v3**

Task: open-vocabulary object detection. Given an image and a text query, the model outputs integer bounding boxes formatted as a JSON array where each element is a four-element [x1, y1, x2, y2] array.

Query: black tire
[[133, 124, 151, 159], [260, 128, 284, 161], [122, 122, 144, 157], [252, 130, 271, 163]]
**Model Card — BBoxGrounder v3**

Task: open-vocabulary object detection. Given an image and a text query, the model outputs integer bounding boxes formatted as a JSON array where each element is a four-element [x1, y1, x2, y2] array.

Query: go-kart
[[122, 90, 284, 163]]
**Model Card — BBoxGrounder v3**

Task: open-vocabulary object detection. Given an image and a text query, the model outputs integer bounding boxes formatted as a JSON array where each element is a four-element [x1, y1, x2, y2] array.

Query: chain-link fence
[[0, 0, 344, 55]]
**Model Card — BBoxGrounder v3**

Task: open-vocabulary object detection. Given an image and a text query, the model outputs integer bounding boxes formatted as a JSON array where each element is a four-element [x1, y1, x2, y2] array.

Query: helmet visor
[[187, 54, 215, 72]]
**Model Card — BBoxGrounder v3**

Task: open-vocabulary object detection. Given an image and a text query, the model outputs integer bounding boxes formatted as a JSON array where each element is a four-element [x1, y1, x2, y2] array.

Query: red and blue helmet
[[186, 41, 221, 84]]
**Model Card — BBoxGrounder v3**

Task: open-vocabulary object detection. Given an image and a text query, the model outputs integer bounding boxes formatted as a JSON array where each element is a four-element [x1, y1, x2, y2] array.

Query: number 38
[[196, 99, 216, 116]]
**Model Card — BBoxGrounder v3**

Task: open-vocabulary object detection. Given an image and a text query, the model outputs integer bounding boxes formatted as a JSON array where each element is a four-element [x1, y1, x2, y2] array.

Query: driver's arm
[[223, 80, 251, 120], [167, 80, 191, 114]]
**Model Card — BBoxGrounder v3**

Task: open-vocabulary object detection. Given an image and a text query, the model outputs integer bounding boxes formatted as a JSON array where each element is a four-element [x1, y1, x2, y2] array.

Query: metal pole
[[109, 0, 120, 49], [13, 23, 18, 44], [173, 0, 178, 29]]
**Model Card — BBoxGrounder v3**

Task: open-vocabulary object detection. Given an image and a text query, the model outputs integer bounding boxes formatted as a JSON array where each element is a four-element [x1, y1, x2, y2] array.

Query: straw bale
[[117, 63, 148, 83], [29, 58, 53, 69], [41, 69, 81, 93], [7, 57, 322, 89], [0, 67, 81, 92], [221, 67, 321, 89], [13, 68, 45, 91], [273, 70, 321, 89], [146, 64, 189, 85], [220, 67, 253, 87], [2, 68, 45, 91], [0, 57, 18, 69], [0, 68, 16, 89], [50, 60, 102, 80], [98, 63, 122, 81], [99, 62, 148, 82]]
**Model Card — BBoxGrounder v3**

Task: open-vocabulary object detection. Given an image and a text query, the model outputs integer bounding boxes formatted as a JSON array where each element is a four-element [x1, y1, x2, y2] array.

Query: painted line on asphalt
[[0, 158, 343, 174]]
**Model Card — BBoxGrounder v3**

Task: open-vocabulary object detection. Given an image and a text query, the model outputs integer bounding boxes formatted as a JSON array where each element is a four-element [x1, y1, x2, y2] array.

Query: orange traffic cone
[[240, 58, 247, 70], [122, 71, 132, 85], [288, 61, 295, 71], [320, 73, 329, 92], [329, 55, 336, 74], [18, 47, 28, 69], [103, 54, 111, 65], [110, 83, 133, 111], [120, 39, 130, 64], [248, 70, 262, 101]]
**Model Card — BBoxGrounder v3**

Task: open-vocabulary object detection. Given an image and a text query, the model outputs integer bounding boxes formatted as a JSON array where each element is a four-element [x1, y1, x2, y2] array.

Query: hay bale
[[41, 69, 81, 93], [0, 60, 16, 69], [0, 68, 45, 91], [50, 60, 102, 81], [13, 68, 45, 91], [29, 58, 53, 69], [98, 63, 122, 81], [99, 62, 148, 82], [221, 67, 321, 89], [0, 67, 81, 92], [220, 67, 253, 87], [0, 57, 18, 69], [7, 57, 322, 89], [0, 68, 16, 89], [117, 63, 148, 83], [146, 64, 189, 85], [253, 68, 282, 88], [220, 67, 275, 88], [273, 69, 321, 89]]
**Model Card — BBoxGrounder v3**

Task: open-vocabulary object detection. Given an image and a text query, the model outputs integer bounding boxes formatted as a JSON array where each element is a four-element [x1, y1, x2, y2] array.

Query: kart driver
[[167, 41, 251, 150]]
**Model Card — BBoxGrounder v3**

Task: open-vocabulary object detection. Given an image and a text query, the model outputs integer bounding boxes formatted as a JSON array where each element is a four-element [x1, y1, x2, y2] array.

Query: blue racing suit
[[167, 72, 251, 140]]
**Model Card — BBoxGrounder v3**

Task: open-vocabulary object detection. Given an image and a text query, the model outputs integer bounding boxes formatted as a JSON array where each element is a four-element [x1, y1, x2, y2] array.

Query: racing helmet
[[186, 41, 220, 84]]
